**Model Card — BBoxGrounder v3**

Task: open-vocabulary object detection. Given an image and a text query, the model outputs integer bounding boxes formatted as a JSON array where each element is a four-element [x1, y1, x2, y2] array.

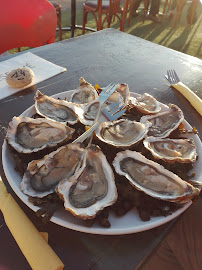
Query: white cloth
[[0, 52, 66, 100]]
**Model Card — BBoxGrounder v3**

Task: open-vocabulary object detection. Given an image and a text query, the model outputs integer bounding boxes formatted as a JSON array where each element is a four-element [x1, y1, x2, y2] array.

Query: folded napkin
[[0, 52, 66, 100], [171, 82, 202, 116], [0, 177, 64, 270]]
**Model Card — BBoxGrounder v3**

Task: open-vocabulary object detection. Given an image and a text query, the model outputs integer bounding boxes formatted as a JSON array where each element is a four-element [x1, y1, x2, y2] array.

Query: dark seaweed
[[28, 193, 63, 224]]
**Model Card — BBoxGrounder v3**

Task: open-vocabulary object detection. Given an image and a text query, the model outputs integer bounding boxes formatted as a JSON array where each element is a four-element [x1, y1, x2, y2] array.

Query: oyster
[[57, 145, 117, 219], [74, 99, 100, 126], [6, 116, 74, 154], [96, 119, 150, 148], [21, 144, 85, 198], [35, 90, 79, 125], [113, 83, 130, 105], [104, 83, 129, 107], [143, 137, 197, 163], [74, 83, 130, 126], [140, 104, 184, 138], [113, 150, 199, 204], [130, 93, 161, 114], [69, 77, 98, 104]]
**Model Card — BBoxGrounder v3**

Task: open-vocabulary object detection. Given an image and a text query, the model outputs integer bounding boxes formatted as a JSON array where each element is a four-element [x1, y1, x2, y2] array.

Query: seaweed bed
[[8, 104, 198, 228]]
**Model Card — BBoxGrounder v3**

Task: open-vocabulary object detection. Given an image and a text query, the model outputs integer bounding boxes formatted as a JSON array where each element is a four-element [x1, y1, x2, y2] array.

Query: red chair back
[[0, 0, 57, 54]]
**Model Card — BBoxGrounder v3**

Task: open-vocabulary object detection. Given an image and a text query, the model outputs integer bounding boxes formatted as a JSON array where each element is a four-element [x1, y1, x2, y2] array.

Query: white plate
[[2, 91, 202, 235]]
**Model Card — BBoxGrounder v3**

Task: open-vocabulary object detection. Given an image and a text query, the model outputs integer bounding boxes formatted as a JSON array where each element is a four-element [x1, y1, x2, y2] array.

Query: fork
[[166, 70, 181, 85], [98, 83, 117, 103], [165, 69, 202, 116], [73, 102, 126, 143], [94, 83, 118, 123], [83, 82, 118, 145]]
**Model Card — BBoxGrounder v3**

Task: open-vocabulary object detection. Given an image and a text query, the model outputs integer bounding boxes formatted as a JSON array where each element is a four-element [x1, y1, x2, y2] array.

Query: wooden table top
[[0, 29, 201, 270]]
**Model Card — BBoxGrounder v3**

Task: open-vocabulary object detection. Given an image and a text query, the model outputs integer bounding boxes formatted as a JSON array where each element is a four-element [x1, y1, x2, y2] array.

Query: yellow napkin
[[0, 177, 64, 270], [171, 82, 202, 116]]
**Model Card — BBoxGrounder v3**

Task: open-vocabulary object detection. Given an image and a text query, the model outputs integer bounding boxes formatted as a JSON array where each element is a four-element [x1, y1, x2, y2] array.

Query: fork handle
[[73, 121, 101, 143], [171, 82, 202, 116], [73, 102, 102, 144]]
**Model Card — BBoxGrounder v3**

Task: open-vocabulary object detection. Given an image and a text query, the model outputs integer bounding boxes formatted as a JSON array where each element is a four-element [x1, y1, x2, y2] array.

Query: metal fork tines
[[73, 102, 126, 143], [166, 70, 180, 84], [94, 83, 118, 123], [102, 102, 126, 121], [98, 83, 117, 103]]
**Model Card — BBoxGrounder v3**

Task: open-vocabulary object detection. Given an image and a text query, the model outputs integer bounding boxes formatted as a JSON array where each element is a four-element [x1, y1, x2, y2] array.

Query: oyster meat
[[113, 150, 199, 204], [57, 145, 117, 219], [35, 90, 79, 125], [21, 144, 85, 198], [130, 93, 161, 114], [6, 116, 74, 154], [96, 119, 150, 148], [143, 137, 197, 163], [69, 77, 98, 104], [140, 104, 184, 138]]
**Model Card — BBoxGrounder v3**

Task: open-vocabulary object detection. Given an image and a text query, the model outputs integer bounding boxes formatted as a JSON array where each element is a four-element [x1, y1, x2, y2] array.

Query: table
[[0, 29, 201, 270]]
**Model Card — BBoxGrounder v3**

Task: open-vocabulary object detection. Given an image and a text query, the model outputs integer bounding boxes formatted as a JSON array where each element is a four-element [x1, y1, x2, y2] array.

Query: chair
[[82, 0, 129, 34], [127, 0, 149, 26], [0, 0, 57, 54], [163, 0, 172, 15], [163, 0, 198, 28], [49, 2, 63, 41]]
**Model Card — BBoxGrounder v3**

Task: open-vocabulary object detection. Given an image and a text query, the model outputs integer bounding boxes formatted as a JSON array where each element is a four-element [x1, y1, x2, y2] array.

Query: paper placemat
[[0, 52, 66, 100]]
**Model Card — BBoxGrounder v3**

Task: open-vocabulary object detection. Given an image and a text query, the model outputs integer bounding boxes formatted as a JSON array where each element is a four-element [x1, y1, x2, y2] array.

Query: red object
[[0, 0, 57, 54]]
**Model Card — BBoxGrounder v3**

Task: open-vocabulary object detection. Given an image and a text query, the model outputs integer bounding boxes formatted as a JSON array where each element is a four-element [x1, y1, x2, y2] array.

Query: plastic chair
[[82, 0, 129, 34], [127, 0, 149, 26], [0, 0, 57, 54]]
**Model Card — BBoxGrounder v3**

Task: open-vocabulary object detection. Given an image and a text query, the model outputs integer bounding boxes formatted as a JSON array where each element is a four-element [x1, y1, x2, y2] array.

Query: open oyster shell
[[113, 150, 199, 204], [143, 137, 197, 163], [69, 77, 99, 104], [57, 145, 118, 220], [130, 93, 161, 114], [112, 83, 130, 105], [74, 99, 99, 126], [21, 144, 85, 198], [6, 116, 74, 154], [95, 83, 130, 108], [140, 104, 184, 138], [74, 83, 130, 126], [35, 90, 79, 125], [96, 119, 151, 148]]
